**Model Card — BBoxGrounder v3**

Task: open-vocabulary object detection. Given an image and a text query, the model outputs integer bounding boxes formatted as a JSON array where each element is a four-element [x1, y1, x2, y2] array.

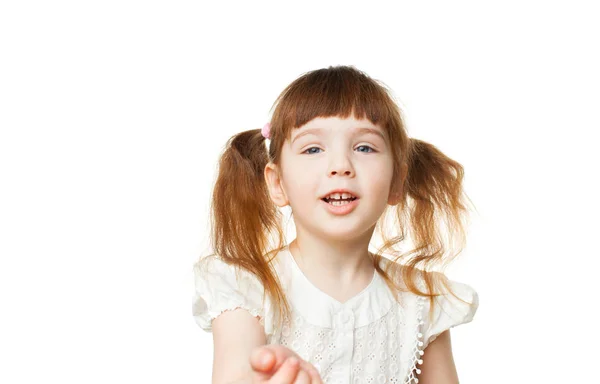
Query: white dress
[[192, 245, 479, 384]]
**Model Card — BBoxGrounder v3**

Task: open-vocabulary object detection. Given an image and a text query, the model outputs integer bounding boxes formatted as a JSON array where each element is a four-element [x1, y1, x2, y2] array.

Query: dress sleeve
[[192, 255, 267, 333], [421, 278, 479, 349]]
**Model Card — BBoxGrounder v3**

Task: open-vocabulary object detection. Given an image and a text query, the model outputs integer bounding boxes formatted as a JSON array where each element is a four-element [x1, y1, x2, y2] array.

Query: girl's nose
[[328, 157, 355, 177]]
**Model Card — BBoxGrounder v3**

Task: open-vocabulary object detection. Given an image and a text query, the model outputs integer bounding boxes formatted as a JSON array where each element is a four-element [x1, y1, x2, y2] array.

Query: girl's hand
[[249, 344, 323, 383]]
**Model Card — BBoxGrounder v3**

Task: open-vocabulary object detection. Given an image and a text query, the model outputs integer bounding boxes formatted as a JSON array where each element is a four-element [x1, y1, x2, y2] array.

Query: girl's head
[[265, 114, 400, 243], [209, 65, 473, 323], [263, 67, 411, 243]]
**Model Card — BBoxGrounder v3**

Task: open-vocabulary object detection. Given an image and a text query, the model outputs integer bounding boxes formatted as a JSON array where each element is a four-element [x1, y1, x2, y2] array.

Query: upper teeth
[[326, 192, 355, 200]]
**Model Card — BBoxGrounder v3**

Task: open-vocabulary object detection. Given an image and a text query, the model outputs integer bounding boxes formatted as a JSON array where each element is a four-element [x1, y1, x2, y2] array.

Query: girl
[[192, 66, 479, 384]]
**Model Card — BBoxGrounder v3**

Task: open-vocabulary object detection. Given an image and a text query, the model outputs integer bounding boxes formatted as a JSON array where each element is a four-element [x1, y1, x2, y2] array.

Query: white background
[[1, 1, 598, 383]]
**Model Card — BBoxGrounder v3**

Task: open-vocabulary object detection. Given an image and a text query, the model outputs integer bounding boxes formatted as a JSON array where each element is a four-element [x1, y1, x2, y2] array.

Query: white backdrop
[[1, 1, 598, 383]]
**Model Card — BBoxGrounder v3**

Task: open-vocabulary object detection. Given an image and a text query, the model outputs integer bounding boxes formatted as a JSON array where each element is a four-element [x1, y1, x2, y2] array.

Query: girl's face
[[266, 116, 398, 242]]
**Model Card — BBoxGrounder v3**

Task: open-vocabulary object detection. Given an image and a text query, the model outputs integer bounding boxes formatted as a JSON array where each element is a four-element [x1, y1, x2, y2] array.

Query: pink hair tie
[[261, 123, 271, 139]]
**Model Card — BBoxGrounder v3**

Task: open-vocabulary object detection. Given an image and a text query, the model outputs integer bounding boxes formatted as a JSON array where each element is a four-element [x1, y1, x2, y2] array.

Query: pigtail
[[209, 129, 289, 325], [405, 138, 470, 261], [393, 138, 474, 319]]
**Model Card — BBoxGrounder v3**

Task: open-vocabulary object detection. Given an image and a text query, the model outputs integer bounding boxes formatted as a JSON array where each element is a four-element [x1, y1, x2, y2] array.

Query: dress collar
[[274, 245, 395, 329]]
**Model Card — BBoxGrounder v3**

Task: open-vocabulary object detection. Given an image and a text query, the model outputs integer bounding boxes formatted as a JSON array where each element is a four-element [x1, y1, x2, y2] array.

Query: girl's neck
[[288, 234, 375, 303]]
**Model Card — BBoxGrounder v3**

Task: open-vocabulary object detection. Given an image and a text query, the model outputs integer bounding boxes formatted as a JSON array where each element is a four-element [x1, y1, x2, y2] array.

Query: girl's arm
[[212, 308, 266, 384], [416, 330, 460, 384]]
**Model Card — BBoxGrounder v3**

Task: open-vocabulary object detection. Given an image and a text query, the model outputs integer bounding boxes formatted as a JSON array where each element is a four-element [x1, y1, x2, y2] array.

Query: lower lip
[[321, 198, 359, 215]]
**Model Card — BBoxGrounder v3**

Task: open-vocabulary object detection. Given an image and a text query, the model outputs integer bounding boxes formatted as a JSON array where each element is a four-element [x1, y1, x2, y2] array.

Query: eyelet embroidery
[[262, 288, 435, 384]]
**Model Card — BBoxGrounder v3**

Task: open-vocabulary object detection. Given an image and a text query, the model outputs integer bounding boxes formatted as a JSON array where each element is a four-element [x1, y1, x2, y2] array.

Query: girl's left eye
[[356, 145, 375, 153]]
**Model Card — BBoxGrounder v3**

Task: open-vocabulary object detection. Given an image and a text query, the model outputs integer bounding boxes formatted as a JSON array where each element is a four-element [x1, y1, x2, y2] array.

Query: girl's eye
[[356, 145, 375, 153], [302, 147, 322, 154]]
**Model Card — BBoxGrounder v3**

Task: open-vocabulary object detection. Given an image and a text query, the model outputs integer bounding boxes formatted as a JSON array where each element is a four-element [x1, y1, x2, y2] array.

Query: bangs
[[271, 66, 398, 136]]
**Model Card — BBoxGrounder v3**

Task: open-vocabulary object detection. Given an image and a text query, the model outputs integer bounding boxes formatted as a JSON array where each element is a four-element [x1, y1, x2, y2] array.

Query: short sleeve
[[422, 278, 479, 349], [192, 255, 267, 333]]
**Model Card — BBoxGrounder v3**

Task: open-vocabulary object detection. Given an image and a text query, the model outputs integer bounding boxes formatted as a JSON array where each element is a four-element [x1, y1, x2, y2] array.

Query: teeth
[[325, 192, 355, 200], [330, 200, 351, 206]]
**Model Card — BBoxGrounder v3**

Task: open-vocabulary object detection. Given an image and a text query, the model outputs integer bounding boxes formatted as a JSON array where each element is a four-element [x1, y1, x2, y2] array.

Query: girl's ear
[[388, 162, 408, 206], [264, 162, 289, 207]]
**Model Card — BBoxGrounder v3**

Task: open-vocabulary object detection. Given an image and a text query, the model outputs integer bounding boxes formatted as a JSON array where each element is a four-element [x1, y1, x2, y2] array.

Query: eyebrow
[[291, 127, 386, 144]]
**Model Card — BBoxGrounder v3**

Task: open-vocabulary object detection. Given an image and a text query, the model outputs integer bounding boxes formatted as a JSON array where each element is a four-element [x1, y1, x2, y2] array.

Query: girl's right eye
[[302, 147, 322, 155]]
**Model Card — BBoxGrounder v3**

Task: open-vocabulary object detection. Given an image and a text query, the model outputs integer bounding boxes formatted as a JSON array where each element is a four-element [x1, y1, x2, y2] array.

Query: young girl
[[192, 66, 479, 384]]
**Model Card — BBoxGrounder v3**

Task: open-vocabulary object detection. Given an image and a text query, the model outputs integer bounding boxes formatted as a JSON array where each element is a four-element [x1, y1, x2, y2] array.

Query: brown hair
[[207, 65, 475, 327]]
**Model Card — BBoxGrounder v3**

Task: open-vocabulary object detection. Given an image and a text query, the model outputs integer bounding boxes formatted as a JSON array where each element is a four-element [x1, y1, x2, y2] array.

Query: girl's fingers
[[269, 357, 300, 384], [250, 348, 274, 372], [295, 361, 321, 383], [293, 369, 311, 384], [298, 363, 321, 383], [306, 366, 323, 384], [250, 345, 322, 383]]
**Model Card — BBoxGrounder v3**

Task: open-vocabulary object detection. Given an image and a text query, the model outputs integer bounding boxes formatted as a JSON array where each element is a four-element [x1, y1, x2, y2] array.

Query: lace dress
[[192, 245, 478, 384]]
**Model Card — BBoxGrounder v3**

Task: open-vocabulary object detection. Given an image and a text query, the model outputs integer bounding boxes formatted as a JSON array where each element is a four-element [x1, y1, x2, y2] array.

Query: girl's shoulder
[[419, 274, 479, 350], [192, 248, 291, 337], [376, 254, 479, 349], [192, 254, 268, 333]]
